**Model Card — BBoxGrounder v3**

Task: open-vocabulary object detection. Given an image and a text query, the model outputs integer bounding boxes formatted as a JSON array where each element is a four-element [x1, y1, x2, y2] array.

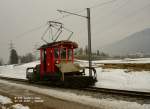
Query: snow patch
[[12, 104, 30, 109], [0, 95, 12, 104]]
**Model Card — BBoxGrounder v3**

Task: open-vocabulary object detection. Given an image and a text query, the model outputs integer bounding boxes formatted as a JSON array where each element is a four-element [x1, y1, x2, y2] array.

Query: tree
[[100, 52, 109, 57], [97, 50, 100, 56], [78, 48, 83, 55], [0, 58, 3, 66], [9, 49, 19, 64], [20, 53, 36, 63], [84, 45, 88, 55]]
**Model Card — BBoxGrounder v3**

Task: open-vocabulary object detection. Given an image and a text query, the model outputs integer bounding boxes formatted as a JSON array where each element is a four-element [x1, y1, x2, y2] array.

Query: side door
[[46, 48, 55, 73]]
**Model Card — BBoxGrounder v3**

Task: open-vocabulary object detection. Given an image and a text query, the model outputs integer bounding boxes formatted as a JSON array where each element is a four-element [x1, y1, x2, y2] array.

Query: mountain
[[101, 28, 150, 56]]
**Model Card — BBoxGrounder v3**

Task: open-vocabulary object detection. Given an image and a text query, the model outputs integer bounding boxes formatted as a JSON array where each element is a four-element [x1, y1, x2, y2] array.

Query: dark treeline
[[74, 46, 150, 60], [19, 53, 36, 63], [75, 46, 109, 60], [9, 48, 36, 64]]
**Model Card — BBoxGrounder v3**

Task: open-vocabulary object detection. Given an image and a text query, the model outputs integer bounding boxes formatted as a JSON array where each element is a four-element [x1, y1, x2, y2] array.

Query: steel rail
[[0, 76, 27, 82], [0, 76, 150, 98], [83, 87, 150, 98]]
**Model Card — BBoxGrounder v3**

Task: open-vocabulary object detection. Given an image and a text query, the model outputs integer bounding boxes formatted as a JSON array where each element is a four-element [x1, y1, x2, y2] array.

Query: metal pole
[[87, 8, 92, 76], [57, 9, 93, 76]]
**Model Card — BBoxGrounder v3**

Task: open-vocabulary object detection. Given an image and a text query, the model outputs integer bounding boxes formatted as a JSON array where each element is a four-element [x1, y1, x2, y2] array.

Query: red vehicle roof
[[38, 40, 78, 49]]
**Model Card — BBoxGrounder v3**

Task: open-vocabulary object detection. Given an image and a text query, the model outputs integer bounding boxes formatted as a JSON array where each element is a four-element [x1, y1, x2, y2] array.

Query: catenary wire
[[15, 23, 47, 39]]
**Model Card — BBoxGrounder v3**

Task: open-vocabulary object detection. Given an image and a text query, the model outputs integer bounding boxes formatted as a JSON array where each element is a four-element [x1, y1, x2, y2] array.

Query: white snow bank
[[0, 95, 12, 104], [12, 104, 30, 109], [0, 61, 39, 79], [95, 68, 150, 92], [0, 79, 149, 109]]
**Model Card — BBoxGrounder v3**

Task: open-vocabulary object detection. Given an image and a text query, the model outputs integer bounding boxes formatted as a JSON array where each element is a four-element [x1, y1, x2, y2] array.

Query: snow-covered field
[[0, 58, 150, 92], [78, 58, 150, 92], [94, 58, 150, 64], [0, 61, 39, 79], [95, 68, 150, 92], [76, 58, 150, 65]]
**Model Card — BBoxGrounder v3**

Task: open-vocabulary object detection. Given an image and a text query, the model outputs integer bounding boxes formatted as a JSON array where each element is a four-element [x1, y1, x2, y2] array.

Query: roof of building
[[38, 40, 78, 49]]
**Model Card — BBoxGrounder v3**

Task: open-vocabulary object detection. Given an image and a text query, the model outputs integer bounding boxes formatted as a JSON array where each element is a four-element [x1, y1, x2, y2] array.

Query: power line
[[14, 0, 117, 39], [55, 0, 118, 41], [90, 0, 117, 9], [52, 0, 118, 43], [15, 23, 47, 39], [13, 0, 117, 42], [53, 9, 86, 21], [93, 0, 130, 21], [41, 26, 50, 43], [54, 0, 117, 21], [92, 1, 150, 37], [92, 0, 130, 29]]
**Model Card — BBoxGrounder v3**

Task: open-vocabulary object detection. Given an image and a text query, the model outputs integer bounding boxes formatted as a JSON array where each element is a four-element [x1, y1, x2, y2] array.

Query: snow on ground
[[0, 59, 150, 108], [0, 79, 150, 109], [95, 68, 150, 92], [12, 104, 30, 109], [0, 61, 39, 79], [76, 58, 150, 68], [0, 95, 29, 109], [93, 58, 150, 64], [79, 58, 150, 92], [0, 95, 12, 104], [0, 59, 150, 92]]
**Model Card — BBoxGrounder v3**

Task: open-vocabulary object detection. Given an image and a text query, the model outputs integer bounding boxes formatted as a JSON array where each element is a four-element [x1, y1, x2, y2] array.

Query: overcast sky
[[0, 0, 150, 63]]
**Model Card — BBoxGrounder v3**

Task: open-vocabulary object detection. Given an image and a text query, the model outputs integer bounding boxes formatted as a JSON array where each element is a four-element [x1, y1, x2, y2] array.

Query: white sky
[[0, 0, 150, 63]]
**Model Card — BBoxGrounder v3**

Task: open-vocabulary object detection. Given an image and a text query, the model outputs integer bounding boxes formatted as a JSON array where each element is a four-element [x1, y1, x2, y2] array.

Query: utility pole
[[57, 8, 92, 76], [87, 8, 92, 76]]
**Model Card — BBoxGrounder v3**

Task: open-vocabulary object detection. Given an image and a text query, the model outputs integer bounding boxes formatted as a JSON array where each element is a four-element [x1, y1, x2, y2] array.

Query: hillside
[[101, 28, 150, 56]]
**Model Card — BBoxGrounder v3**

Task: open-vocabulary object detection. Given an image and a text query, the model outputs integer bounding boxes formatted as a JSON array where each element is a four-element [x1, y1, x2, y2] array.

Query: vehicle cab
[[39, 40, 79, 78]]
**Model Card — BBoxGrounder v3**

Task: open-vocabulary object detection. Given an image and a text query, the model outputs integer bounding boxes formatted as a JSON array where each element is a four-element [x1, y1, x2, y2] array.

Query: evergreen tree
[[9, 49, 18, 64], [0, 59, 3, 66], [97, 50, 100, 56]]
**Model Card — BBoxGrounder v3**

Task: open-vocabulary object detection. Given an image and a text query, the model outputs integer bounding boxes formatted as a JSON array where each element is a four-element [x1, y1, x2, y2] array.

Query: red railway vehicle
[[26, 21, 97, 87], [26, 40, 97, 87]]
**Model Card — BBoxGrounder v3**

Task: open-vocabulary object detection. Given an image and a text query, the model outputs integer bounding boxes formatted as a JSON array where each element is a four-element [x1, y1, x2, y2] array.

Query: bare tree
[[20, 53, 36, 63]]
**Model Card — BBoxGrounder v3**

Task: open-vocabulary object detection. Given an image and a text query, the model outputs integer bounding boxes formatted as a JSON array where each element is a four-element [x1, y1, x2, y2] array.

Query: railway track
[[83, 87, 150, 98], [0, 76, 28, 82], [0, 76, 150, 98]]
